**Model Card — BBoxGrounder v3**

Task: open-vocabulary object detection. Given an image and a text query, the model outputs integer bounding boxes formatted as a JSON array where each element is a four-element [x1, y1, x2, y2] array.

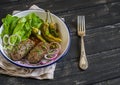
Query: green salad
[[1, 13, 44, 50], [1, 12, 61, 50]]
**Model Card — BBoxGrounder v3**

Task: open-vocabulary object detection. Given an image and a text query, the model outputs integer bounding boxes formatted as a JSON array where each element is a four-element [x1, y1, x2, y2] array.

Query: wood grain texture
[[0, 0, 120, 85]]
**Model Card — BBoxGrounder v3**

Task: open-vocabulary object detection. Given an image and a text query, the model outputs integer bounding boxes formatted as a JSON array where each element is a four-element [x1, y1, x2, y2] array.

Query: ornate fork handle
[[79, 36, 88, 70]]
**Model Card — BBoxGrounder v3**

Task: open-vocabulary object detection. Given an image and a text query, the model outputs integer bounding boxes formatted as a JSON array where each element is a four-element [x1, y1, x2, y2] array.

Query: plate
[[0, 10, 70, 68]]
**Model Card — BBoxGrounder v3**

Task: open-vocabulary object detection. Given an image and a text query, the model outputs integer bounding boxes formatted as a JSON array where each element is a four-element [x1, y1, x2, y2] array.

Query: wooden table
[[0, 0, 120, 85]]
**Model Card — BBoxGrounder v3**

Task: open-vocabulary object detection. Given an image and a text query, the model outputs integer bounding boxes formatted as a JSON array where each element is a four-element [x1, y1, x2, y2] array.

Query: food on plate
[[41, 11, 61, 42], [1, 13, 43, 50], [32, 28, 46, 43], [10, 39, 35, 61], [48, 10, 59, 37], [27, 42, 48, 64], [41, 22, 62, 42], [0, 11, 62, 65]]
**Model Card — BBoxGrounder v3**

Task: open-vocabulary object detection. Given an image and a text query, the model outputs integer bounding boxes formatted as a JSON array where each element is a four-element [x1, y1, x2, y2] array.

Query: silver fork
[[77, 16, 88, 70]]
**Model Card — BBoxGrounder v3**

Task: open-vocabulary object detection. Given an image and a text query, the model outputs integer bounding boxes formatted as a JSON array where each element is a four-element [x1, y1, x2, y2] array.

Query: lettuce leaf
[[1, 14, 19, 38], [25, 13, 43, 29]]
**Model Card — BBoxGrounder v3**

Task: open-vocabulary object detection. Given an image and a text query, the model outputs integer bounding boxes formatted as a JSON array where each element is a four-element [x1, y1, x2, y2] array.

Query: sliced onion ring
[[48, 42, 61, 55], [3, 34, 9, 45], [44, 54, 58, 60], [49, 42, 61, 51], [8, 34, 21, 46]]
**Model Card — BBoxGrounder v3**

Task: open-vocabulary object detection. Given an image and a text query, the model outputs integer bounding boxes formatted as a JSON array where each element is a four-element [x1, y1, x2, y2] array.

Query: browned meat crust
[[10, 39, 35, 61], [27, 42, 48, 64]]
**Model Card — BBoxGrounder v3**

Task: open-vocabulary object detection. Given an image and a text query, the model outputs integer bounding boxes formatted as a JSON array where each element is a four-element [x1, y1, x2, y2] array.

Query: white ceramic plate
[[0, 10, 70, 68]]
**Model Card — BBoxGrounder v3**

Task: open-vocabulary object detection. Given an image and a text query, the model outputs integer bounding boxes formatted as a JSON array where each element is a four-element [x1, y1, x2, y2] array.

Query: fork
[[77, 16, 88, 70]]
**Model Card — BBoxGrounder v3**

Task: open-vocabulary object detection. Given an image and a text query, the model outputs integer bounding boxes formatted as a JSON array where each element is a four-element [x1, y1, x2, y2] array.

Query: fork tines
[[77, 16, 86, 35]]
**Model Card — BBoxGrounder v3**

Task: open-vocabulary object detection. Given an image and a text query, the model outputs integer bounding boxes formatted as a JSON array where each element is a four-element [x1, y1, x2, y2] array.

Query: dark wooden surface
[[0, 0, 120, 85]]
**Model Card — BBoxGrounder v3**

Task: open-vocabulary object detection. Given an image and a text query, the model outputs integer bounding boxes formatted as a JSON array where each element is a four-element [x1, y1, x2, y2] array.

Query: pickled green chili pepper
[[48, 10, 59, 37], [32, 28, 46, 43], [41, 22, 62, 42], [40, 10, 62, 43]]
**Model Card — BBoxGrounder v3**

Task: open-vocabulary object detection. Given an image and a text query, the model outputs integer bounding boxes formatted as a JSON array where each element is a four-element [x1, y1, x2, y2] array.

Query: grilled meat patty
[[27, 42, 48, 64], [10, 39, 35, 61]]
